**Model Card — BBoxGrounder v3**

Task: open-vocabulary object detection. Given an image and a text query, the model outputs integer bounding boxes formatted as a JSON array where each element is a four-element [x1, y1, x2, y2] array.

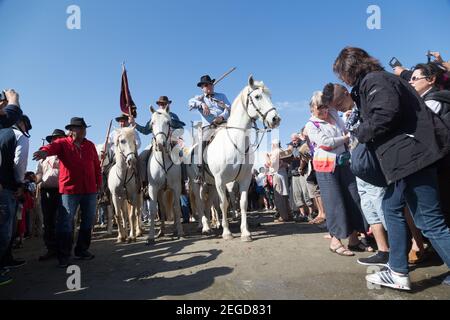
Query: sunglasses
[[410, 76, 428, 82]]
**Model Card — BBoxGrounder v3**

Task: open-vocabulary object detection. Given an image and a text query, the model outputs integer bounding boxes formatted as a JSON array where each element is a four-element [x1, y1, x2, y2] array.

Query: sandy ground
[[0, 211, 449, 300]]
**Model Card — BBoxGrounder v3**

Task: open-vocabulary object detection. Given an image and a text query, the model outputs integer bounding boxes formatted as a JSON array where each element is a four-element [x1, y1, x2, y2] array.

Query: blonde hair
[[309, 91, 324, 112]]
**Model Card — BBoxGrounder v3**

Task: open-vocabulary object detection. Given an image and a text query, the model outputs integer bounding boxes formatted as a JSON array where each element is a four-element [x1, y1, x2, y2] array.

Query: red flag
[[120, 65, 137, 117]]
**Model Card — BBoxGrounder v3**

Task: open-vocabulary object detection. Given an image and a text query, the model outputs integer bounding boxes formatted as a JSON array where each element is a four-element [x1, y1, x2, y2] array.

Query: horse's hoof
[[116, 238, 125, 244], [156, 230, 164, 238], [241, 235, 253, 242], [126, 238, 132, 244], [145, 238, 155, 246], [223, 233, 234, 241], [202, 229, 213, 236]]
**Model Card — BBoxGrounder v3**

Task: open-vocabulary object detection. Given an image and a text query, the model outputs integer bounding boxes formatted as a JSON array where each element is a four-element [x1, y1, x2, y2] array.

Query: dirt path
[[1, 212, 449, 300]]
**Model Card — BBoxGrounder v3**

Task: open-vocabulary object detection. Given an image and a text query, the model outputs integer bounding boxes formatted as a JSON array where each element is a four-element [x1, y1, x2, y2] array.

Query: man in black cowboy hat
[[189, 75, 231, 126], [35, 129, 66, 261], [109, 113, 141, 153], [189, 75, 231, 182], [33, 117, 101, 267]]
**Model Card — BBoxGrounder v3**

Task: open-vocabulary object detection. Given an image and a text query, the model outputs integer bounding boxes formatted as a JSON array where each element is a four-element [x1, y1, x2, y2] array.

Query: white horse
[[108, 127, 140, 243], [199, 76, 281, 242], [145, 107, 185, 244]]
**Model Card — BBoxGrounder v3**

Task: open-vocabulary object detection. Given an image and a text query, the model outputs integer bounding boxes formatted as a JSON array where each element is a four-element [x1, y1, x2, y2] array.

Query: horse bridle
[[151, 113, 175, 175], [244, 87, 276, 130], [115, 134, 137, 195], [224, 87, 276, 156]]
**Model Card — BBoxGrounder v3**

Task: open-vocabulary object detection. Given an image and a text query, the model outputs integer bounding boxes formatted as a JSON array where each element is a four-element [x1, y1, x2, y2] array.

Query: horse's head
[[114, 127, 137, 168], [150, 106, 171, 152], [245, 75, 281, 129]]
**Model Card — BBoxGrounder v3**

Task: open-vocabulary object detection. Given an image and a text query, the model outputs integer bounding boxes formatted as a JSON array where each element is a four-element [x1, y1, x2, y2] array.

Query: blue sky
[[1, 0, 449, 170]]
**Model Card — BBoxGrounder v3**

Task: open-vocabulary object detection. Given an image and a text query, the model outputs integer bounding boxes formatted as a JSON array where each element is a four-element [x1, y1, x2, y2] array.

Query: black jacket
[[352, 71, 450, 184], [424, 89, 450, 129]]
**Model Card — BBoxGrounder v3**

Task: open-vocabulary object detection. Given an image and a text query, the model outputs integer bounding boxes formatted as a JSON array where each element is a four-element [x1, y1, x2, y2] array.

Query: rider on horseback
[[188, 75, 231, 183], [129, 96, 186, 186]]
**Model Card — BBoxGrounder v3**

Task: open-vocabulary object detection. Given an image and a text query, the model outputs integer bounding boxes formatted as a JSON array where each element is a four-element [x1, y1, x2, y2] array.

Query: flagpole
[[122, 61, 134, 118], [100, 120, 113, 170]]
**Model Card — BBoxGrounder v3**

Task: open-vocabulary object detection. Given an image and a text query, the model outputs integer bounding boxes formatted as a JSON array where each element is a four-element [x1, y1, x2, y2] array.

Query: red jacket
[[41, 136, 101, 195]]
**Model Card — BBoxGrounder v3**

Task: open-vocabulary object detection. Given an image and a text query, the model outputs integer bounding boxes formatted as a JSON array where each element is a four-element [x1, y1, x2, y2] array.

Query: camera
[[389, 57, 403, 69]]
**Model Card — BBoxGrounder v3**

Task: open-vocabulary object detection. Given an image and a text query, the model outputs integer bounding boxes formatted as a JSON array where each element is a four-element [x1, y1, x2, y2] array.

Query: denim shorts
[[356, 177, 386, 227]]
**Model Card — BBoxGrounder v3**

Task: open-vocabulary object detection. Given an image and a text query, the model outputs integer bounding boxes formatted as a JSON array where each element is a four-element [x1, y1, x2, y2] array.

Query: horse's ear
[[150, 105, 156, 114], [248, 75, 255, 89]]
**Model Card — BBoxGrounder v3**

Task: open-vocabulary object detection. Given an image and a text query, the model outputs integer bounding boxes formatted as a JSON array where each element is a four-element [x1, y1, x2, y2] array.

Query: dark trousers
[[41, 188, 61, 253], [316, 165, 365, 239]]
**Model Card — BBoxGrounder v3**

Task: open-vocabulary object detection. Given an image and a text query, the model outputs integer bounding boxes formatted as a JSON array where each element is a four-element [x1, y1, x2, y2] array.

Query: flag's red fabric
[[120, 67, 136, 116]]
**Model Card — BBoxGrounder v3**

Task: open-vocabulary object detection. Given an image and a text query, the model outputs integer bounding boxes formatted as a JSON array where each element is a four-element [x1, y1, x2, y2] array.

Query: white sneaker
[[366, 267, 412, 291]]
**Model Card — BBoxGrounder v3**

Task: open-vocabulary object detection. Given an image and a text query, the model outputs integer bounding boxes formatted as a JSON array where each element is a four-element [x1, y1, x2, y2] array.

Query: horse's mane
[[114, 127, 136, 145], [236, 80, 272, 108], [151, 108, 171, 124], [246, 80, 271, 96]]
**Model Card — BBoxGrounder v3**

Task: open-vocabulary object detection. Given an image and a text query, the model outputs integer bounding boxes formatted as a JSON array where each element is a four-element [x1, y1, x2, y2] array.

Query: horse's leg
[[238, 182, 252, 242], [128, 202, 136, 242], [216, 183, 233, 240], [136, 193, 143, 237], [112, 197, 126, 243], [146, 188, 158, 245], [172, 190, 185, 238], [106, 204, 113, 235], [197, 183, 212, 234]]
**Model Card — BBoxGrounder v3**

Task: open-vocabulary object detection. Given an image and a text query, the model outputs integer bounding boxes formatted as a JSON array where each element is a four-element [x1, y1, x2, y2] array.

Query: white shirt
[[256, 173, 266, 187], [13, 128, 29, 184], [36, 156, 60, 189]]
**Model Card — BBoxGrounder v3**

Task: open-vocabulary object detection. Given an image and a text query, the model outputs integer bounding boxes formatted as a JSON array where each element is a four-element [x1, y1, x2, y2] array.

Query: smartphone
[[389, 57, 403, 69], [0, 91, 6, 102]]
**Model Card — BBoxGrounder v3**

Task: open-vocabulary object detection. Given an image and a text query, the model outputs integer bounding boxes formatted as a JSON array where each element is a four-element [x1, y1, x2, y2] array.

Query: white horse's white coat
[[199, 76, 281, 241], [146, 108, 184, 243], [108, 127, 140, 243]]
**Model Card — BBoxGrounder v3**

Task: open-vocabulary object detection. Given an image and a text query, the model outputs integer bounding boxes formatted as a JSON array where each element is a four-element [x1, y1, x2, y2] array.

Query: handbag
[[350, 143, 387, 187]]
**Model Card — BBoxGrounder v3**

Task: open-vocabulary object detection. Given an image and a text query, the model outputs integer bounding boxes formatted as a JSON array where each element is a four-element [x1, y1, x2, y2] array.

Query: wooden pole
[[100, 119, 113, 169], [213, 67, 237, 86]]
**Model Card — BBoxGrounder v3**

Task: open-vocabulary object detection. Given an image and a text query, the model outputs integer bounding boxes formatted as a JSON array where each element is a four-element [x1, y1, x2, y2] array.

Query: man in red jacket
[[33, 117, 101, 268]]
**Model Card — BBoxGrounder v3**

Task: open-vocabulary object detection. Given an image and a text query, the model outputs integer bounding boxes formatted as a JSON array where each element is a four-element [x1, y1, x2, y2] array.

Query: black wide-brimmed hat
[[115, 114, 129, 122], [197, 75, 215, 88], [45, 129, 66, 143], [65, 117, 91, 130], [18, 115, 32, 134], [156, 96, 172, 106]]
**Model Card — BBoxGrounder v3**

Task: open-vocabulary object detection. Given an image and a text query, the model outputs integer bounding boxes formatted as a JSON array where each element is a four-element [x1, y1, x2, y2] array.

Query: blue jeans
[[0, 190, 17, 261], [383, 165, 450, 274], [58, 194, 97, 234]]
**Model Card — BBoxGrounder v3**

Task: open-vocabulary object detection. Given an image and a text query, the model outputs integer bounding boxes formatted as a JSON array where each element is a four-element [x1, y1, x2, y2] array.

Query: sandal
[[348, 241, 370, 252], [330, 245, 355, 257], [309, 217, 326, 225]]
